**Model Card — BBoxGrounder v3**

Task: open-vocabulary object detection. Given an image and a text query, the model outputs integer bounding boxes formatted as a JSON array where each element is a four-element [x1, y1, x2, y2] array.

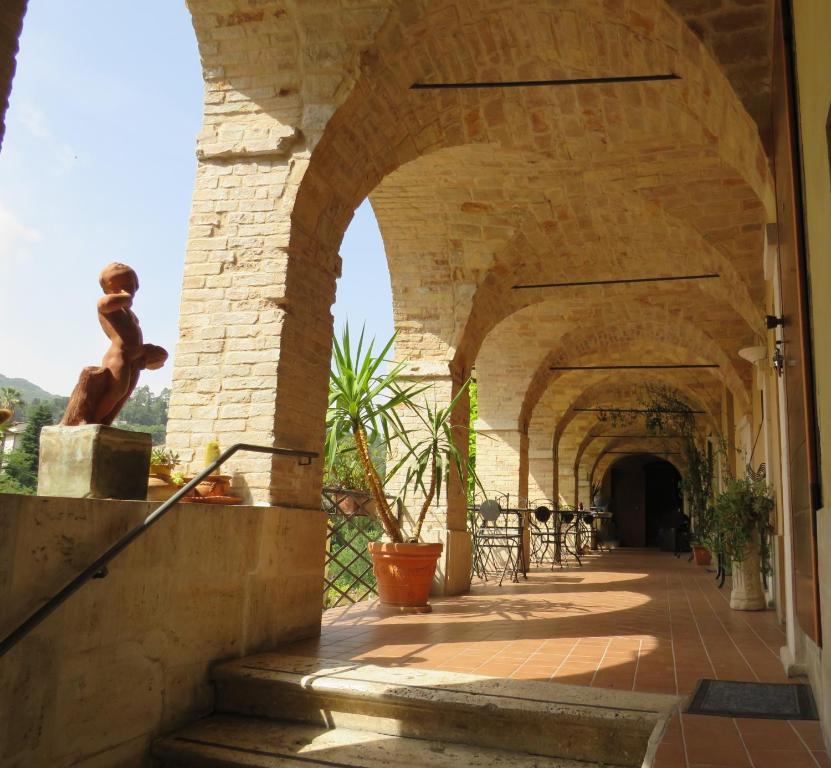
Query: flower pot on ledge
[[368, 541, 443, 614]]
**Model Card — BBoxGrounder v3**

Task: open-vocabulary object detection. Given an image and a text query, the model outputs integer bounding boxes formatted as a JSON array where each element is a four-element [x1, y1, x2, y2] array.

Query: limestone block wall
[[0, 494, 326, 767]]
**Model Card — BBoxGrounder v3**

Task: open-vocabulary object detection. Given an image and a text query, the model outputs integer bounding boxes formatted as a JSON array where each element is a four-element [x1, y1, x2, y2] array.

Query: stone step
[[210, 653, 679, 767], [153, 714, 605, 768]]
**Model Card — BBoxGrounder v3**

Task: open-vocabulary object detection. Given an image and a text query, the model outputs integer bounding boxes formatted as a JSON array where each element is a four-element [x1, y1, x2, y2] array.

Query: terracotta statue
[[61, 263, 168, 426]]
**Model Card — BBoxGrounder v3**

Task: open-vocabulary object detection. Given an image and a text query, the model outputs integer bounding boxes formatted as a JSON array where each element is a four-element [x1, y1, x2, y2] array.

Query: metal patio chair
[[471, 496, 527, 585]]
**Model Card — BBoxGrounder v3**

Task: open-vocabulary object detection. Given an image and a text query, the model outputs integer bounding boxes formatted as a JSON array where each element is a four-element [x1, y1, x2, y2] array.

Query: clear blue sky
[[0, 1, 393, 397]]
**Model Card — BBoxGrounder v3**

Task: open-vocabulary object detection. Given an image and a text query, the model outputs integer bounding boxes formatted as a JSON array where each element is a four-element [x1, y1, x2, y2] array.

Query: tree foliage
[[2, 402, 53, 491]]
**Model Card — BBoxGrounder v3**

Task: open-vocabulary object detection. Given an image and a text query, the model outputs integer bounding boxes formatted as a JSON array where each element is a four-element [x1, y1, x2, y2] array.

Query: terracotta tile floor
[[285, 550, 828, 768]]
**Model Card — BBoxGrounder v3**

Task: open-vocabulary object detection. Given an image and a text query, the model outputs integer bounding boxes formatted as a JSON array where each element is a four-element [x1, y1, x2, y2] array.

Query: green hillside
[[0, 374, 62, 403]]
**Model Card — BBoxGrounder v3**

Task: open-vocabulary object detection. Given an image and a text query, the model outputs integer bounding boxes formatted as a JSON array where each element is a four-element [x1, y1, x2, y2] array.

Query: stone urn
[[367, 541, 443, 613], [730, 534, 766, 610]]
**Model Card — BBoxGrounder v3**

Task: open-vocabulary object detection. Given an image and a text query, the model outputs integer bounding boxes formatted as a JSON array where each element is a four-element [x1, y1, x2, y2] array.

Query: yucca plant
[[392, 381, 477, 543], [325, 325, 426, 544]]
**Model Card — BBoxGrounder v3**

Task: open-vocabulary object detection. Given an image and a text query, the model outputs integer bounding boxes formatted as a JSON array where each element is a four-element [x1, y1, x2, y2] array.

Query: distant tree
[[4, 402, 53, 490], [113, 386, 170, 445]]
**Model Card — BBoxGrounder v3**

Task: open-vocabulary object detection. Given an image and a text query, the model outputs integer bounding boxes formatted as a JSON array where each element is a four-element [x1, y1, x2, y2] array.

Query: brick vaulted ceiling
[[174, 0, 779, 493], [667, 0, 774, 148]]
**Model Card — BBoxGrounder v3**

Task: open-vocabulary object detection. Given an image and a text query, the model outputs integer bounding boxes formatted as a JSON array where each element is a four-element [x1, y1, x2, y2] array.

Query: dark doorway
[[608, 455, 682, 549], [645, 460, 682, 549]]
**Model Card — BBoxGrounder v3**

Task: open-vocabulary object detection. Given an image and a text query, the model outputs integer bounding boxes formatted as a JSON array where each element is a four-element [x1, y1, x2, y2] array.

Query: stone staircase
[[154, 653, 679, 768]]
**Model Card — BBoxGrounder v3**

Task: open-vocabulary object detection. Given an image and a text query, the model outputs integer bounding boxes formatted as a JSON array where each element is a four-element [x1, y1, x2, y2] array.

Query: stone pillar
[[474, 420, 526, 504], [528, 451, 553, 504], [166, 146, 333, 507], [557, 452, 576, 507]]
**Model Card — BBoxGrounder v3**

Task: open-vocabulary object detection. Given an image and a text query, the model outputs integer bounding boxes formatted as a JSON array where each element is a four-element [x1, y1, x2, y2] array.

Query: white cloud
[[0, 203, 42, 267]]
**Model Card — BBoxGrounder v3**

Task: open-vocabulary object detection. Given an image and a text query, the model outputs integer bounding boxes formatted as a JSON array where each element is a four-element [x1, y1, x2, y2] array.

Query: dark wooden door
[[772, 0, 822, 645], [612, 459, 645, 547]]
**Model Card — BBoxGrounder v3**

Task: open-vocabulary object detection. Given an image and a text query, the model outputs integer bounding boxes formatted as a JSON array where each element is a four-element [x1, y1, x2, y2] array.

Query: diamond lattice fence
[[322, 488, 384, 608]]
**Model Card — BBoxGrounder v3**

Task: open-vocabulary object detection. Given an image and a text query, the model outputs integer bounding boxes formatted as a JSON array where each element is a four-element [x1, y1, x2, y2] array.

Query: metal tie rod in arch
[[550, 364, 720, 371], [512, 273, 720, 290], [411, 73, 681, 90]]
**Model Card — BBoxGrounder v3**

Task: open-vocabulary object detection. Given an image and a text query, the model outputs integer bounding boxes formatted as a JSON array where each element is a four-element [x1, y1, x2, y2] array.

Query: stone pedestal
[[38, 425, 151, 500], [730, 541, 767, 610]]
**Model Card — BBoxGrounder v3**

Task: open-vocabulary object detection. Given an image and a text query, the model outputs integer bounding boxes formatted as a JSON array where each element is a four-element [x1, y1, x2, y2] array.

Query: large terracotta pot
[[368, 541, 443, 613], [692, 544, 712, 566]]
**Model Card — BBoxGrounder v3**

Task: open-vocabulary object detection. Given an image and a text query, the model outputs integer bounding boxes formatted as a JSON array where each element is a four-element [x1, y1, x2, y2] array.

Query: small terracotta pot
[[368, 541, 443, 613], [195, 474, 232, 498], [692, 544, 712, 566]]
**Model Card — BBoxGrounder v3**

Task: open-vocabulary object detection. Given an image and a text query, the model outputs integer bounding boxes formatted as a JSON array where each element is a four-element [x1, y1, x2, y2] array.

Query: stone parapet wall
[[0, 494, 326, 767]]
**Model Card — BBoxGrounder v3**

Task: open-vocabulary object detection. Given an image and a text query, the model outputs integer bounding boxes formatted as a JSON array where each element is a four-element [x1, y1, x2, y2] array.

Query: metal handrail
[[0, 442, 317, 658]]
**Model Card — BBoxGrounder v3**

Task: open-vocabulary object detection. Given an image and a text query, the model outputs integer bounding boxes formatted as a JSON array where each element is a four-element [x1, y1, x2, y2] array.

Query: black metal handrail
[[0, 442, 317, 658]]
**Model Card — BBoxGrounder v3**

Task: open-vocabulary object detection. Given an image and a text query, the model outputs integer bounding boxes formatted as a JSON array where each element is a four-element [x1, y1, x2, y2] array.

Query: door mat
[[687, 679, 818, 720]]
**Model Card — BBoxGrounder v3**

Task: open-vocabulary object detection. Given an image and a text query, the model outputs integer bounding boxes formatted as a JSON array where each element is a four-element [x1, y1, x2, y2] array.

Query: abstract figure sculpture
[[61, 263, 168, 426]]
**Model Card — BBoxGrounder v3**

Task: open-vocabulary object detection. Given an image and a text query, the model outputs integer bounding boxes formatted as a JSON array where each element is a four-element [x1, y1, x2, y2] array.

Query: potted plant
[[323, 446, 377, 516], [325, 326, 473, 612], [710, 467, 774, 610], [150, 446, 180, 480], [148, 446, 181, 502]]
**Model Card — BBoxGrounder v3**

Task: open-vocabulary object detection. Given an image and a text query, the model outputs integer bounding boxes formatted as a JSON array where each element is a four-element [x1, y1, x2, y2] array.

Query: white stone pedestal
[[730, 542, 767, 610], [38, 425, 151, 500]]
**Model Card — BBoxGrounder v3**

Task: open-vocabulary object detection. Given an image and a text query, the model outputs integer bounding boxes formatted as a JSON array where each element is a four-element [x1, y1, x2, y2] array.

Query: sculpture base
[[38, 425, 151, 500]]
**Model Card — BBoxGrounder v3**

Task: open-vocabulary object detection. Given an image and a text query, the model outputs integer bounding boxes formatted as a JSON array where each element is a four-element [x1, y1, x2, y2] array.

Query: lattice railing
[[322, 487, 385, 609]]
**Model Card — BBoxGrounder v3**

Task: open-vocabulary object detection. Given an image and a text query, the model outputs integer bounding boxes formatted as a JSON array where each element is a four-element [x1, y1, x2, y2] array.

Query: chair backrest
[[533, 505, 552, 523], [480, 499, 502, 523]]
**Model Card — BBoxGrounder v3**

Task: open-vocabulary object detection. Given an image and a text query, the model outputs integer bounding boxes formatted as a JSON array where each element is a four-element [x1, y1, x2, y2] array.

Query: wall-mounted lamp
[[772, 340, 785, 377], [765, 314, 785, 329]]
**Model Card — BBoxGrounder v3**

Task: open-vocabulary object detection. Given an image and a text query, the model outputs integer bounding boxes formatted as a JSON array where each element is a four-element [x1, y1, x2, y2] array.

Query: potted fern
[[325, 326, 472, 612], [711, 467, 774, 610]]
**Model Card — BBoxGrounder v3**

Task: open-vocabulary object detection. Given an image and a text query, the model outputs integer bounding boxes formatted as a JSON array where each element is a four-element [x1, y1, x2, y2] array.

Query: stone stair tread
[[213, 652, 678, 723], [154, 715, 610, 768]]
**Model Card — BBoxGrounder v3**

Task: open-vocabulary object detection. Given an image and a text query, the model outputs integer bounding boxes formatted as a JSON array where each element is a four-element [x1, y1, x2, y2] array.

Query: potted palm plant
[[326, 326, 472, 612]]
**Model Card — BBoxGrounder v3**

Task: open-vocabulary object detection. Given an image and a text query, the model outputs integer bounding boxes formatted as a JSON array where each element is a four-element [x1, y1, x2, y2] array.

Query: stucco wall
[[793, 0, 831, 748], [0, 494, 327, 767]]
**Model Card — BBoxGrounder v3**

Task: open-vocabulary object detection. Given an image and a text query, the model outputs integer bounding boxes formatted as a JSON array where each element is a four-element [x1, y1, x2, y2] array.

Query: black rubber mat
[[687, 679, 818, 720]]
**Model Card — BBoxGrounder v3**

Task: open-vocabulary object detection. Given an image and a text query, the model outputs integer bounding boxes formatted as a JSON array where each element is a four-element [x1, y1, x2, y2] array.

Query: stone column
[[527, 425, 554, 503], [528, 451, 554, 504], [474, 420, 527, 504], [166, 145, 335, 507]]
